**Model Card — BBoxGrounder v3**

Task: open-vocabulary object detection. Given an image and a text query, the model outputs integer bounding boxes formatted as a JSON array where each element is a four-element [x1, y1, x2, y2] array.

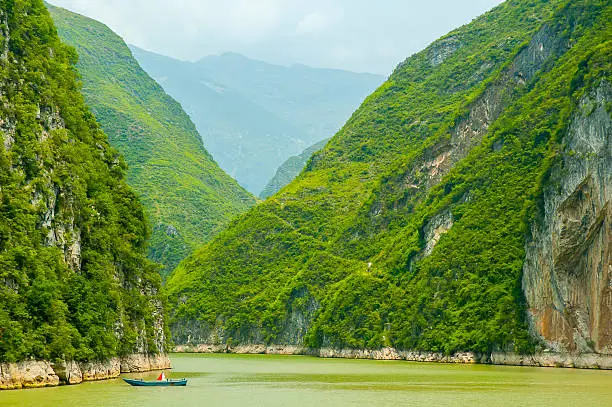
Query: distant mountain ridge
[[48, 5, 256, 275], [130, 46, 385, 194]]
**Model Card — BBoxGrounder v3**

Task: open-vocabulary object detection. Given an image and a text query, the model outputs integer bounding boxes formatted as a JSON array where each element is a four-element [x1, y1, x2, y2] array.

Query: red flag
[[157, 371, 166, 381]]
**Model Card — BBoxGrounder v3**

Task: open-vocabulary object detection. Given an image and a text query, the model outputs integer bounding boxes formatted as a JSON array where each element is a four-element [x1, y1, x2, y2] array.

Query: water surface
[[1, 353, 611, 406]]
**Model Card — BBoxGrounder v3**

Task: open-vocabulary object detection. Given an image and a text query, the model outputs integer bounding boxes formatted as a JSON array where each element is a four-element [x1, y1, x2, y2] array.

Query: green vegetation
[[0, 0, 169, 363], [260, 138, 329, 199], [47, 5, 255, 275], [167, 0, 611, 354], [130, 47, 384, 194]]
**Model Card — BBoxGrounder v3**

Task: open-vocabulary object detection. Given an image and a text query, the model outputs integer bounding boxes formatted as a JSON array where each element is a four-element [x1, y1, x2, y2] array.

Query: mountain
[[0, 0, 170, 389], [129, 47, 385, 194], [260, 138, 329, 199], [47, 4, 256, 275], [166, 0, 611, 364]]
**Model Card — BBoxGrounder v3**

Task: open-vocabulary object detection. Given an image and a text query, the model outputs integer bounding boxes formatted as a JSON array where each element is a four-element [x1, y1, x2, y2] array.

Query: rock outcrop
[[0, 361, 59, 390], [0, 354, 171, 390], [174, 344, 612, 369], [120, 353, 171, 373], [523, 81, 612, 355]]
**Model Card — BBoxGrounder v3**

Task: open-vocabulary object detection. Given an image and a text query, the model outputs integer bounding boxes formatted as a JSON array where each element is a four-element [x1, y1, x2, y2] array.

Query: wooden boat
[[123, 371, 187, 387], [123, 377, 187, 387]]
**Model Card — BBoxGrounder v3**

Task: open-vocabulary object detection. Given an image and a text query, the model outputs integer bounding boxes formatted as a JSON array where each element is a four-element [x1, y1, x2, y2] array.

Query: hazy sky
[[48, 0, 504, 75]]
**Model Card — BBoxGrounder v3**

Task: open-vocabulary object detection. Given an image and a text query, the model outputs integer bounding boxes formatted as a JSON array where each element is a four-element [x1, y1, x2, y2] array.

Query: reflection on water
[[1, 353, 611, 407]]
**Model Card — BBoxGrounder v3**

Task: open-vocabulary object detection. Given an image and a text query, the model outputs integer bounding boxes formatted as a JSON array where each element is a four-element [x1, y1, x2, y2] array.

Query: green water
[[1, 354, 611, 406]]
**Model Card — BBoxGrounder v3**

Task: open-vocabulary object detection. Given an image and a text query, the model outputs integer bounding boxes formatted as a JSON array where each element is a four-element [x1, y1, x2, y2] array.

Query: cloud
[[48, 0, 504, 74], [296, 10, 340, 35]]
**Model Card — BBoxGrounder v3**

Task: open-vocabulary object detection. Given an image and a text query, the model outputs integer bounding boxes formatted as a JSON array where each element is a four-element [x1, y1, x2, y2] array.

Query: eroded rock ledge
[[174, 344, 612, 370], [0, 353, 170, 390]]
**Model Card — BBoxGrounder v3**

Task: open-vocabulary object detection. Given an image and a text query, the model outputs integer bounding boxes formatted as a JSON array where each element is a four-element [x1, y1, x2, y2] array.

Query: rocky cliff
[[0, 0, 170, 389], [523, 80, 611, 354]]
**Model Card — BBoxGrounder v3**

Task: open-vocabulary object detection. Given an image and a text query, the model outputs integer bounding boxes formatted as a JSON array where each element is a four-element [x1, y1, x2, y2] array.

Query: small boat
[[123, 371, 187, 387]]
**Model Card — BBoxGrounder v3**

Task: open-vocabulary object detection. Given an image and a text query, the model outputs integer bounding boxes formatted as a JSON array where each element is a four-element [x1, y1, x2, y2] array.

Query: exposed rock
[[120, 353, 171, 373], [173, 344, 612, 369], [424, 151, 451, 187], [422, 209, 454, 257], [450, 21, 569, 164], [0, 353, 171, 390], [0, 11, 9, 62], [277, 287, 320, 345], [78, 358, 120, 382], [428, 36, 461, 67], [370, 18, 573, 231], [522, 81, 612, 355], [52, 360, 82, 385], [0, 361, 59, 390], [490, 352, 612, 369], [165, 225, 178, 237], [0, 116, 15, 151]]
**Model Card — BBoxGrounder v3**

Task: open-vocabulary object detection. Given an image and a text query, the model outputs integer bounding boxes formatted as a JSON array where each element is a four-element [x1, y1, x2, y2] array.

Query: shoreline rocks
[[0, 361, 60, 390], [173, 344, 612, 370], [0, 353, 170, 390]]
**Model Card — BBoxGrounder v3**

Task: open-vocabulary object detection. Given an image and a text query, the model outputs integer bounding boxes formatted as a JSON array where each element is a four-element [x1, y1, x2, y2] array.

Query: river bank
[[4, 353, 612, 407], [173, 344, 612, 370], [0, 353, 170, 390]]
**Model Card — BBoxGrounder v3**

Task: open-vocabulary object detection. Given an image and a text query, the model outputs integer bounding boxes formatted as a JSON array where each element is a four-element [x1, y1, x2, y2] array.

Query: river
[[1, 353, 611, 406]]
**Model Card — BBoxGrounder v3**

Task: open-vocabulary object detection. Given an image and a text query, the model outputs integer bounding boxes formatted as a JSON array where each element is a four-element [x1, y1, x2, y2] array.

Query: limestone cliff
[[0, 0, 170, 389], [523, 80, 611, 355]]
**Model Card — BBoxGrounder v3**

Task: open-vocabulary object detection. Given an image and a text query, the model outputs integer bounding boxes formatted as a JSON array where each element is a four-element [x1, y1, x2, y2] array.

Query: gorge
[[1, 0, 610, 395]]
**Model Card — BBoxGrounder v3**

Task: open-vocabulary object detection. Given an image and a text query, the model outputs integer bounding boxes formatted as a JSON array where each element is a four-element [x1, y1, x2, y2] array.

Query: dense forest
[[167, 0, 611, 355], [0, 0, 168, 363]]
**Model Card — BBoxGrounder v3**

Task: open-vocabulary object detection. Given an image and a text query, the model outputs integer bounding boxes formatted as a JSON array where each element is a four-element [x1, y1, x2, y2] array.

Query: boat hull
[[123, 378, 187, 387]]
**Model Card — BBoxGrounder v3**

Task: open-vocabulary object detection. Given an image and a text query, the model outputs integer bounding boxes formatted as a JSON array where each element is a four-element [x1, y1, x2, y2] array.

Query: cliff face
[[523, 80, 611, 354], [0, 0, 169, 388]]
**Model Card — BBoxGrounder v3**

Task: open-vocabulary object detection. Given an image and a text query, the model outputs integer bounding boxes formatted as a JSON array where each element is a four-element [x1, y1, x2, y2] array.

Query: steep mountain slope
[[130, 47, 384, 194], [0, 0, 169, 387], [167, 0, 611, 361], [260, 138, 329, 199], [47, 5, 255, 275]]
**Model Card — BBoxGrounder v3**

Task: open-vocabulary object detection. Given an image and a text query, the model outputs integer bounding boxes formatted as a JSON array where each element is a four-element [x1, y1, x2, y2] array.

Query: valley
[[0, 0, 610, 399]]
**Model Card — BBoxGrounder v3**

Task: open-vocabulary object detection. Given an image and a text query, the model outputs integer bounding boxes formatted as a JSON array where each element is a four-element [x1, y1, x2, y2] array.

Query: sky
[[48, 0, 504, 75]]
